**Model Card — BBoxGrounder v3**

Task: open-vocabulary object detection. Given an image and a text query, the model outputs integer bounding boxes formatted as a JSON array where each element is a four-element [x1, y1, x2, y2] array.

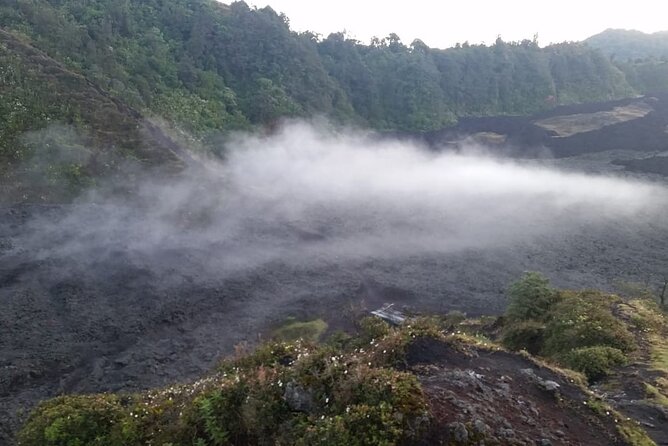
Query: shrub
[[193, 381, 249, 445], [18, 395, 134, 446], [505, 272, 558, 322], [562, 346, 627, 381], [443, 310, 466, 327], [543, 290, 635, 356], [357, 316, 391, 343], [501, 320, 545, 354], [15, 324, 431, 446]]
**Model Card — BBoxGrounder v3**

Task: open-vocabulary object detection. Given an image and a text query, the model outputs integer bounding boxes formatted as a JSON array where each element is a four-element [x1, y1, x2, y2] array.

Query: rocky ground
[[4, 94, 668, 443], [409, 337, 627, 445], [2, 197, 668, 443]]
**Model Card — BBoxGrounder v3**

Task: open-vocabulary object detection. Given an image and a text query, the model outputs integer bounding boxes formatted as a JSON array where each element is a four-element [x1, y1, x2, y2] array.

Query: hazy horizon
[[242, 0, 667, 49]]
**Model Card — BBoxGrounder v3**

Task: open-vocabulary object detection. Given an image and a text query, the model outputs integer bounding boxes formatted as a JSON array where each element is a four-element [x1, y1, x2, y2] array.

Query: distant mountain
[[586, 28, 668, 61], [584, 29, 668, 94]]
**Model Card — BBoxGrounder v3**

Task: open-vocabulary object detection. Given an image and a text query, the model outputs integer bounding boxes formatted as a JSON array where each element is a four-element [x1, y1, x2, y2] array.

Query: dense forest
[[0, 1, 659, 134], [586, 28, 668, 61], [586, 29, 668, 94], [1, 0, 668, 179]]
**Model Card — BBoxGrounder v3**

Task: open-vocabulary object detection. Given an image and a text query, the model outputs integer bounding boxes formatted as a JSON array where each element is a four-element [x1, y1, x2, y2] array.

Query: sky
[[244, 0, 667, 49]]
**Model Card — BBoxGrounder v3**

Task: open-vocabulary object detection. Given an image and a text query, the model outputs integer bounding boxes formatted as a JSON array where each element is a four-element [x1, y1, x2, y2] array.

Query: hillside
[[422, 92, 668, 163], [3, 3, 668, 445], [15, 276, 668, 445], [585, 29, 668, 94], [0, 28, 185, 202], [0, 0, 641, 142], [586, 29, 668, 61]]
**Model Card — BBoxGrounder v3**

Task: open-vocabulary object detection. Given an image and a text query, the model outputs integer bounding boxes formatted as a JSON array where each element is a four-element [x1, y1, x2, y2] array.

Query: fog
[[4, 122, 668, 442], [19, 122, 668, 282]]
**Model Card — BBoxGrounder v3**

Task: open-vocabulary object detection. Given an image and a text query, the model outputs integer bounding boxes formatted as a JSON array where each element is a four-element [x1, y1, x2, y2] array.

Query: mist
[[17, 122, 668, 284]]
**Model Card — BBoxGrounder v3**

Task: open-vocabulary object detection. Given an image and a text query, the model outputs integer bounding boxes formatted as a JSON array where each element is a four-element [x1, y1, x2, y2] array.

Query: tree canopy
[[0, 0, 652, 143]]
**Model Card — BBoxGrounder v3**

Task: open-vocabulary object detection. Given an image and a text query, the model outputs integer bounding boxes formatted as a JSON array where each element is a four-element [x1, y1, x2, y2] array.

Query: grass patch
[[271, 318, 328, 343], [617, 422, 657, 446], [644, 383, 668, 407], [618, 299, 668, 374], [586, 398, 656, 446], [649, 335, 668, 372]]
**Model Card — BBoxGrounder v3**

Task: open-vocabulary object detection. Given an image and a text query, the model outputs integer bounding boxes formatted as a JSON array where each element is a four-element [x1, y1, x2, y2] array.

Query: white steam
[[25, 123, 668, 276]]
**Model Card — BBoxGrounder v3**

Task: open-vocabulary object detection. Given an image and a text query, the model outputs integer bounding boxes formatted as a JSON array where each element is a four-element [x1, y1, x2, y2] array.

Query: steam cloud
[[19, 122, 668, 282]]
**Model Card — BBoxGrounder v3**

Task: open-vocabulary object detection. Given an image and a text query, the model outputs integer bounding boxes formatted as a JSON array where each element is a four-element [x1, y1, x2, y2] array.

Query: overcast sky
[[244, 0, 667, 48]]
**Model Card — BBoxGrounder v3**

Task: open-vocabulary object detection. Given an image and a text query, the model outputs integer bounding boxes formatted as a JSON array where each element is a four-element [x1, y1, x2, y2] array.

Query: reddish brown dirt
[[407, 337, 629, 445]]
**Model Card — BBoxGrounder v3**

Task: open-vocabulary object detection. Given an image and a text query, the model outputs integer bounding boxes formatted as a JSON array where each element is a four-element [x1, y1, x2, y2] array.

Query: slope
[[0, 28, 185, 202]]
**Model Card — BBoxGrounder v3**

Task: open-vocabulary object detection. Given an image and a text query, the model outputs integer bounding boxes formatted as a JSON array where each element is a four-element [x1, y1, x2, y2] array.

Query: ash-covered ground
[[2, 122, 668, 442]]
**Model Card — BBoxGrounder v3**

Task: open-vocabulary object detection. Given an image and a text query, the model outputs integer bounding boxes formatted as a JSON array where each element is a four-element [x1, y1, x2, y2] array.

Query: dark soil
[[408, 337, 627, 445], [3, 202, 668, 443], [417, 92, 668, 168], [4, 90, 668, 444]]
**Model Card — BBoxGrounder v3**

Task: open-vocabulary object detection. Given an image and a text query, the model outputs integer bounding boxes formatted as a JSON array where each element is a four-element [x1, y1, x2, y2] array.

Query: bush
[[505, 272, 558, 322], [542, 290, 635, 356], [19, 323, 433, 446], [501, 320, 545, 354], [357, 316, 391, 343], [562, 346, 627, 381], [18, 395, 133, 446], [443, 310, 467, 327], [287, 403, 405, 446]]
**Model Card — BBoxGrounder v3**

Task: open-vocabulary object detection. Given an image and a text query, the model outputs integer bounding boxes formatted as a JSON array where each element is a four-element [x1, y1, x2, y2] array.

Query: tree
[[505, 272, 557, 322]]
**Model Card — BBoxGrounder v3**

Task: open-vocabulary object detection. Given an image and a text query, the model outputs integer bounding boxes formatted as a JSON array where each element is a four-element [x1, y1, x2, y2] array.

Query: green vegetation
[[18, 284, 667, 445], [586, 30, 668, 92], [19, 318, 441, 446], [618, 299, 668, 372], [617, 422, 657, 446], [586, 397, 657, 446], [563, 346, 627, 381], [505, 272, 557, 323], [644, 383, 668, 406], [0, 29, 185, 201], [271, 318, 328, 343], [586, 29, 668, 62], [5, 1, 667, 200], [502, 273, 636, 381], [0, 0, 645, 145]]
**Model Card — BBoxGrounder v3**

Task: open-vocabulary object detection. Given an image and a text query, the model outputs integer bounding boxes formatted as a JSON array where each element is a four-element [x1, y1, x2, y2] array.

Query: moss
[[620, 299, 666, 332], [655, 376, 668, 394], [272, 318, 328, 343]]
